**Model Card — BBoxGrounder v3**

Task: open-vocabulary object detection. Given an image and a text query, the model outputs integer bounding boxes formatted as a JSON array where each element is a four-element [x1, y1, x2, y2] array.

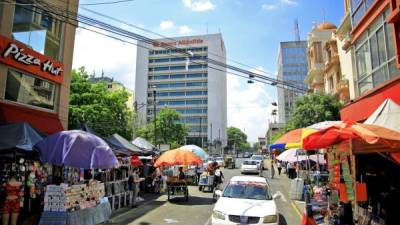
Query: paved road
[[108, 158, 301, 225]]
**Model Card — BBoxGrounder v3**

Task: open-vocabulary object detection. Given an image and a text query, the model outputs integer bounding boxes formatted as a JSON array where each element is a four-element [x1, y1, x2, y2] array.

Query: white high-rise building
[[135, 34, 227, 148]]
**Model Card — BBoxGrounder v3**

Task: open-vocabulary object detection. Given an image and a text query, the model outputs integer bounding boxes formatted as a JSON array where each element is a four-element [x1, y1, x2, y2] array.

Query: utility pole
[[210, 123, 213, 155], [199, 117, 202, 147], [152, 85, 157, 148]]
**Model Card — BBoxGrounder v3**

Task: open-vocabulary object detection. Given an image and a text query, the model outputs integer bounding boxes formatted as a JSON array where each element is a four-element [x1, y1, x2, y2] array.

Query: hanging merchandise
[[355, 182, 368, 202], [340, 153, 354, 201]]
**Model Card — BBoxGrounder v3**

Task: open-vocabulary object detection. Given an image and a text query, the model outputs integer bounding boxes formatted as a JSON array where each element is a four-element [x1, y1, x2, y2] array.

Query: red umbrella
[[303, 122, 400, 150], [154, 149, 202, 167]]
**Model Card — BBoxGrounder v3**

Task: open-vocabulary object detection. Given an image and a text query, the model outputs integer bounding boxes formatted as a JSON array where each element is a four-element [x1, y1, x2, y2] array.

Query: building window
[[313, 42, 323, 63], [354, 8, 397, 95], [5, 69, 58, 110], [12, 0, 62, 60], [350, 0, 376, 27]]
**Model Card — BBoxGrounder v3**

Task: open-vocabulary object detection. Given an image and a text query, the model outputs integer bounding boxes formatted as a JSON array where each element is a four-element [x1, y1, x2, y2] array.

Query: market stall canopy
[[307, 121, 342, 130], [154, 148, 202, 167], [364, 99, 400, 162], [132, 137, 157, 154], [106, 134, 143, 156], [179, 145, 208, 160], [270, 128, 316, 150], [302, 122, 400, 151], [34, 130, 119, 169], [0, 122, 46, 155], [276, 148, 326, 164]]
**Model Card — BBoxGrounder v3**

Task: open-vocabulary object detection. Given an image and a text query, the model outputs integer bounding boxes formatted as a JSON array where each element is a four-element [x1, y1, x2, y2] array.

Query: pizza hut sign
[[0, 35, 64, 84]]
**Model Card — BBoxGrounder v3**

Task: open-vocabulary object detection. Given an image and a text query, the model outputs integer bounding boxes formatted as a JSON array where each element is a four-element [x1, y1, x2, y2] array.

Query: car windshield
[[216, 157, 223, 161], [222, 182, 272, 200], [243, 161, 257, 165], [251, 156, 263, 161]]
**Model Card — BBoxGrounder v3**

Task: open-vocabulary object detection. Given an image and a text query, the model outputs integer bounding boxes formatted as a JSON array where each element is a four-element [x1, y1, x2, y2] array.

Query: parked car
[[243, 152, 251, 158], [215, 157, 224, 167], [251, 155, 265, 170], [241, 160, 260, 174], [212, 176, 279, 225]]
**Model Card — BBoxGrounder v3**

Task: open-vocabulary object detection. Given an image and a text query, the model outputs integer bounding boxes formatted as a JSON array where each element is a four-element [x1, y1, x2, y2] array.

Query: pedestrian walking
[[270, 160, 275, 179], [277, 161, 282, 176]]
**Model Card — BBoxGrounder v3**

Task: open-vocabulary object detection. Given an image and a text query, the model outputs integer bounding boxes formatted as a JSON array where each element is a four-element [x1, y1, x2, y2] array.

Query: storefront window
[[12, 0, 62, 60], [5, 69, 58, 110]]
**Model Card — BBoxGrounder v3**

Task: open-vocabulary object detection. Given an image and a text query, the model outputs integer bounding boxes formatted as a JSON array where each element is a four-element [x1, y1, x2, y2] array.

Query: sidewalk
[[265, 161, 305, 217], [107, 193, 163, 225]]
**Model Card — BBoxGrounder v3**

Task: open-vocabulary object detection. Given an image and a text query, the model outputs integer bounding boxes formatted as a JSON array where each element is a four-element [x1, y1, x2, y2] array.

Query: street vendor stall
[[154, 148, 202, 202], [303, 121, 400, 225], [34, 130, 118, 225]]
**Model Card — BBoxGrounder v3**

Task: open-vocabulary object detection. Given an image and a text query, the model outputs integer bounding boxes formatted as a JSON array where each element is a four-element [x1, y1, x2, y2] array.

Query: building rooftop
[[317, 22, 337, 30]]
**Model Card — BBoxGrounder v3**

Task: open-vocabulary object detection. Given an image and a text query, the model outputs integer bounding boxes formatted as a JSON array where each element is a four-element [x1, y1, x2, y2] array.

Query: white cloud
[[262, 0, 297, 11], [159, 20, 174, 30], [179, 25, 193, 34], [72, 27, 137, 91], [227, 66, 276, 143], [183, 0, 215, 12], [262, 4, 277, 11], [280, 0, 297, 5]]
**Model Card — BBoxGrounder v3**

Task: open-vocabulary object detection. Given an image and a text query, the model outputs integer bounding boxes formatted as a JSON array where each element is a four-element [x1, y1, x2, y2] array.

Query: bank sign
[[0, 35, 64, 84]]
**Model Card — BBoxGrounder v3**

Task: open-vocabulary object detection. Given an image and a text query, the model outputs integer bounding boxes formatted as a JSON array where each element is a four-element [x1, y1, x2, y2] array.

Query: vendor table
[[38, 202, 112, 225]]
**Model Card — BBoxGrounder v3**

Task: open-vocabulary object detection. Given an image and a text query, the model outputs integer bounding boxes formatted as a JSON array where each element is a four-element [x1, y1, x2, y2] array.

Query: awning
[[340, 76, 400, 122], [0, 102, 64, 135], [0, 122, 46, 155], [106, 133, 143, 155]]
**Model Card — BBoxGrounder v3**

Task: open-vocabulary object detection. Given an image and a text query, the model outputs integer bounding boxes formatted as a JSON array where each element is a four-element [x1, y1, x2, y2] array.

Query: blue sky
[[73, 0, 344, 142]]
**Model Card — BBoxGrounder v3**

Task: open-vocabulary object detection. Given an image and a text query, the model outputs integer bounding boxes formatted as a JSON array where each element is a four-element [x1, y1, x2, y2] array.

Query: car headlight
[[212, 210, 226, 220], [263, 215, 278, 223]]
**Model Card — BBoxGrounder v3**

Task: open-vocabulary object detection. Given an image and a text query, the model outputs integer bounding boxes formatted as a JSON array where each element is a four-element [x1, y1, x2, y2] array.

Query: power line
[[38, 0, 307, 92], [52, 0, 279, 78], [4, 0, 306, 93], [80, 0, 136, 6]]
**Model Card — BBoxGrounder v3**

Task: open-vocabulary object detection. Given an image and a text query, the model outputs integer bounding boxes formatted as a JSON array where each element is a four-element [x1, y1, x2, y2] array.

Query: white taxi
[[212, 176, 279, 225]]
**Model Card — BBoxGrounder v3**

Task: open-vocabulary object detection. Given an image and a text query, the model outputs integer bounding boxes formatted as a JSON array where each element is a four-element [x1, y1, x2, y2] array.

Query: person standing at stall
[[2, 172, 22, 225], [277, 161, 282, 176]]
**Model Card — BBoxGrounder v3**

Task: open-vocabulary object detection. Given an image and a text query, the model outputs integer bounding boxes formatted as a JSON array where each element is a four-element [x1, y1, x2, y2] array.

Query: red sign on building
[[0, 35, 64, 84]]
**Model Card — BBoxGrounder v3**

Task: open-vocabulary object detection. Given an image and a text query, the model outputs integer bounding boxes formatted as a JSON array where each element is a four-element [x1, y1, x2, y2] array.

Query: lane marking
[[204, 217, 211, 225], [291, 201, 303, 218]]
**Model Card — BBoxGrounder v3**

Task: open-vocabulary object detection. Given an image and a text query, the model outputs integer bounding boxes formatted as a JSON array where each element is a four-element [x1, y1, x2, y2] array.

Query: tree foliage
[[285, 93, 342, 131], [227, 126, 249, 152], [68, 67, 134, 140], [136, 108, 189, 147]]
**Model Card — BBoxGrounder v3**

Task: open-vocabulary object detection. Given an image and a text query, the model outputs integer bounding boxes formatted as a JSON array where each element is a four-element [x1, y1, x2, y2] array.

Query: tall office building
[[135, 34, 227, 148], [277, 41, 308, 123]]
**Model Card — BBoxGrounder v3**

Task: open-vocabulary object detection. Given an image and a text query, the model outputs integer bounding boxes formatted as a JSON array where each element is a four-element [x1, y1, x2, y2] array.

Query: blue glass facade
[[277, 41, 308, 123]]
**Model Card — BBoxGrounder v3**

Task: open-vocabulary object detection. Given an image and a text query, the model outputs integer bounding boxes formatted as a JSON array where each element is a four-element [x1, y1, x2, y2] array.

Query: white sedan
[[241, 160, 260, 174], [215, 157, 224, 167], [212, 176, 279, 225]]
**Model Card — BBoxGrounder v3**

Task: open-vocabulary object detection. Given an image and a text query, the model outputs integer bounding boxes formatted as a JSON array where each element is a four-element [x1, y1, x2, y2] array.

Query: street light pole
[[152, 86, 157, 148]]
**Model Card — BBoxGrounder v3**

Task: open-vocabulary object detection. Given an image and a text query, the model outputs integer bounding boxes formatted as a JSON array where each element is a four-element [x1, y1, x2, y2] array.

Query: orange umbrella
[[303, 122, 400, 150], [154, 149, 202, 167]]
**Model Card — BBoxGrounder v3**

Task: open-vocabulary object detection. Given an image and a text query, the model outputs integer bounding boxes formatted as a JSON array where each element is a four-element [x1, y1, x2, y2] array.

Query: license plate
[[240, 216, 248, 224]]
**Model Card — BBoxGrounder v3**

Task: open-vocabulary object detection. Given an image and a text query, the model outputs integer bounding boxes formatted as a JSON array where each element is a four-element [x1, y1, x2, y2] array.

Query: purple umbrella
[[35, 130, 118, 169]]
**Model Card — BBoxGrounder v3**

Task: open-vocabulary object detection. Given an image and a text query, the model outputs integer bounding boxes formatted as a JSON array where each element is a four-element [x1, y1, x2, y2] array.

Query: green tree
[[227, 126, 249, 152], [252, 142, 260, 152], [285, 93, 342, 131], [68, 67, 134, 140], [136, 108, 189, 147]]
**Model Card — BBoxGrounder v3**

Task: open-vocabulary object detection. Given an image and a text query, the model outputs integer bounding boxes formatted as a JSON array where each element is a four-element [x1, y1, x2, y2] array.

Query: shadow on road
[[107, 200, 166, 225], [138, 222, 151, 225], [168, 196, 214, 205]]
